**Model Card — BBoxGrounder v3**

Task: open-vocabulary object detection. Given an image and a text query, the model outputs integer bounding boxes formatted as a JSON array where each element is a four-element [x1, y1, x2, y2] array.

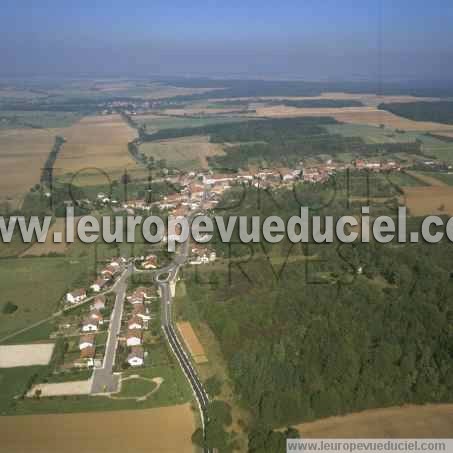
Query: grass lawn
[[8, 364, 192, 415], [1, 319, 56, 345], [0, 366, 49, 414], [0, 256, 90, 339], [44, 369, 92, 384], [119, 376, 157, 398]]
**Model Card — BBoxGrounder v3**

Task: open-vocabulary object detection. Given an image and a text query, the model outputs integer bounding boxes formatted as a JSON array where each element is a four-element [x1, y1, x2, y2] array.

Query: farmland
[[135, 113, 248, 132], [0, 128, 56, 205], [296, 404, 453, 438], [254, 105, 453, 131], [0, 404, 197, 453], [0, 256, 90, 339], [0, 111, 81, 129], [20, 218, 69, 256], [139, 135, 224, 170], [401, 185, 453, 216], [54, 114, 143, 185]]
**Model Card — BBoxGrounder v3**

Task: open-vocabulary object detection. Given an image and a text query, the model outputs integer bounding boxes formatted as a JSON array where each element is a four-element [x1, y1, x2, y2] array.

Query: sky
[[1, 0, 453, 81]]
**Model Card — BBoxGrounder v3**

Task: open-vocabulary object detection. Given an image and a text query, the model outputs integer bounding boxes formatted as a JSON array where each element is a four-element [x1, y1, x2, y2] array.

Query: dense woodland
[[266, 99, 364, 108], [183, 185, 453, 437], [379, 101, 453, 125]]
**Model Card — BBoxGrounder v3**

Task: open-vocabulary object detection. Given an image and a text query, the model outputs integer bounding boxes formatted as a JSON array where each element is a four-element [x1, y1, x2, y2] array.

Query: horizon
[[2, 1, 453, 80]]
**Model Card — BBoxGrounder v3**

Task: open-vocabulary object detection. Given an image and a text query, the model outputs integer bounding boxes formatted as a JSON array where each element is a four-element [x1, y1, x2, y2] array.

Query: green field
[[139, 135, 224, 170], [0, 256, 90, 339], [0, 231, 34, 258], [327, 123, 453, 162], [119, 376, 157, 398], [0, 111, 82, 129], [0, 366, 48, 414], [137, 114, 248, 132], [416, 171, 453, 185]]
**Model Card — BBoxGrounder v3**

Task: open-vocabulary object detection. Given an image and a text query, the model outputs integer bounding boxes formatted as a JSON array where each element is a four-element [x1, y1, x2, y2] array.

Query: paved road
[[91, 264, 131, 394], [152, 207, 212, 453]]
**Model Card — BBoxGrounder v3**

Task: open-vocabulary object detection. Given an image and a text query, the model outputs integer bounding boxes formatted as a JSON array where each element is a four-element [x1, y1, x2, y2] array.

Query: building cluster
[[124, 287, 153, 367], [65, 257, 125, 306], [75, 295, 106, 368], [353, 159, 401, 172]]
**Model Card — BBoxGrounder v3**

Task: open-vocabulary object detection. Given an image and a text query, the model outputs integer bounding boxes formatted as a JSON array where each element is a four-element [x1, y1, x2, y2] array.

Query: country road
[[151, 208, 212, 453]]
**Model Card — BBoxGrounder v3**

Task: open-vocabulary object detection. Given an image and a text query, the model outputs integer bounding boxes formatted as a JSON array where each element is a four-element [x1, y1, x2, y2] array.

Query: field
[[177, 321, 208, 364], [0, 343, 54, 367], [0, 404, 197, 453], [135, 113, 248, 132], [404, 171, 447, 187], [0, 366, 48, 413], [401, 185, 453, 216], [254, 105, 453, 131], [55, 114, 143, 185], [139, 135, 224, 169], [296, 404, 453, 438], [327, 124, 453, 163], [0, 111, 81, 129], [0, 128, 56, 205], [20, 218, 69, 256], [0, 256, 90, 339]]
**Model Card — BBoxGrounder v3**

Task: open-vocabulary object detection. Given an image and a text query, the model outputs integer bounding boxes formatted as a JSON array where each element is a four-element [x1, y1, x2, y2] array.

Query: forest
[[379, 101, 453, 125], [182, 184, 453, 435]]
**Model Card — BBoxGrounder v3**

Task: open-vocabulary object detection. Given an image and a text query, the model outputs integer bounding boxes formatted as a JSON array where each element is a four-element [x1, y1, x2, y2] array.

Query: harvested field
[[0, 128, 56, 205], [254, 106, 453, 132], [139, 135, 224, 170], [401, 185, 453, 216], [55, 114, 143, 185], [0, 404, 196, 453], [27, 379, 91, 397], [177, 321, 208, 364], [296, 404, 453, 438], [0, 343, 54, 368], [20, 218, 68, 256]]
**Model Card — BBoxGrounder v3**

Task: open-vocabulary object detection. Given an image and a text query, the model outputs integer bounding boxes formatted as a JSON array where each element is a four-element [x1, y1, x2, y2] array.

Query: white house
[[81, 318, 99, 332], [90, 278, 107, 293], [126, 330, 142, 347], [66, 288, 87, 304], [127, 293, 144, 305], [127, 346, 144, 367], [79, 334, 95, 350]]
